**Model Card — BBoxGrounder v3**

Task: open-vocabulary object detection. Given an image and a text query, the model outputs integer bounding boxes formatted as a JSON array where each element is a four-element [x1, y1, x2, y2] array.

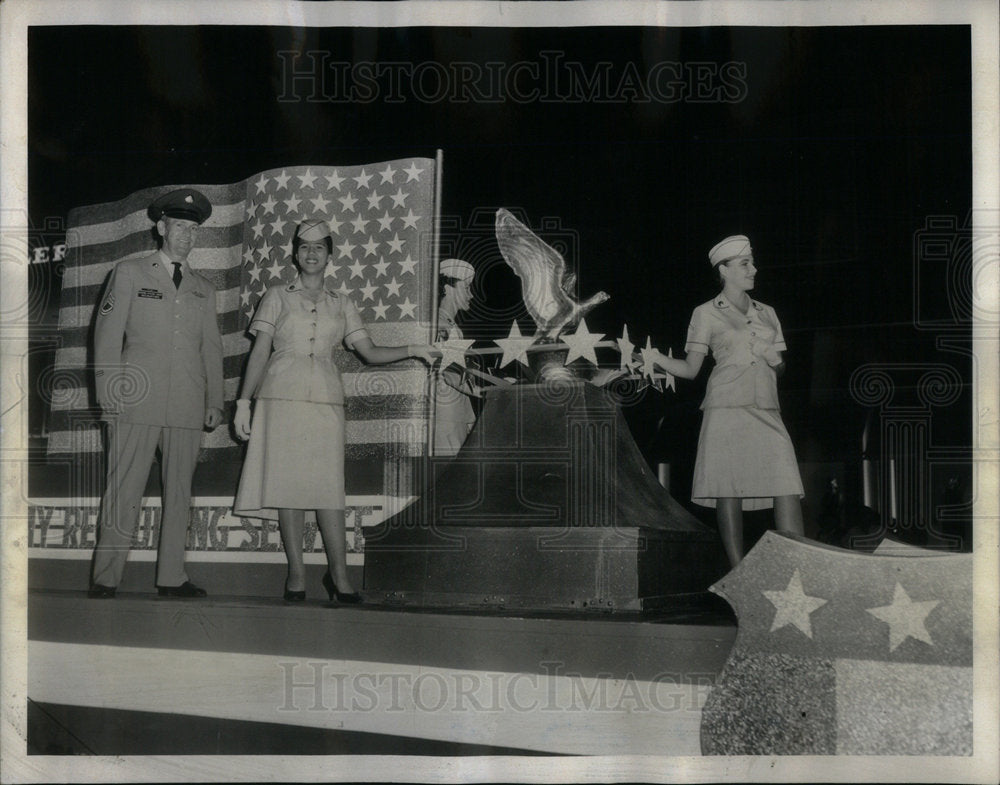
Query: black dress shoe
[[88, 584, 116, 599], [157, 581, 207, 598], [322, 572, 363, 604], [283, 589, 306, 602]]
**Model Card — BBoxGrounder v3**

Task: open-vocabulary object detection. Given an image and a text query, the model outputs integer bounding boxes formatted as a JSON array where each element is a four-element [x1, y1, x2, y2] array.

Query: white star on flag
[[353, 169, 374, 189], [762, 568, 828, 639], [435, 335, 475, 371], [495, 320, 535, 369], [323, 170, 345, 191], [379, 163, 396, 184], [273, 170, 291, 190], [562, 318, 605, 366], [404, 161, 423, 181], [617, 324, 636, 371], [866, 582, 939, 652], [297, 169, 317, 189]]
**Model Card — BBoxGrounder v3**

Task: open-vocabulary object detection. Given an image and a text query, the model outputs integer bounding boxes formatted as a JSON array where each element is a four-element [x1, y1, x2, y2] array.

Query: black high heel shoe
[[283, 581, 306, 602], [322, 572, 363, 604]]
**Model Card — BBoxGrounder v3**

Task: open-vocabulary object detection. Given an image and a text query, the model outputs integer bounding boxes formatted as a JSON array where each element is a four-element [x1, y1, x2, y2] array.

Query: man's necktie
[[172, 262, 183, 289]]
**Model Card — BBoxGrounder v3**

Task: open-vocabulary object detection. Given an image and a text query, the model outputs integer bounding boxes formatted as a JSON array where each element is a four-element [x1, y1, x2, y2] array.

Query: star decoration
[[386, 233, 405, 254], [246, 264, 262, 283], [240, 289, 252, 308], [662, 348, 676, 392], [639, 336, 659, 380], [495, 320, 534, 369], [371, 299, 390, 320], [348, 259, 366, 279], [353, 169, 374, 189], [336, 239, 355, 260], [338, 193, 358, 213], [279, 239, 293, 259], [362, 237, 380, 257], [372, 259, 390, 278], [297, 169, 317, 189], [390, 188, 408, 209], [266, 256, 284, 282], [397, 255, 418, 276], [561, 318, 605, 366], [400, 209, 420, 230], [617, 325, 636, 371], [359, 281, 378, 301], [762, 568, 828, 639], [866, 583, 939, 652], [383, 277, 402, 298], [322, 170, 345, 191], [366, 192, 383, 211], [273, 170, 291, 190], [397, 297, 417, 319], [376, 211, 395, 232], [404, 161, 424, 181], [283, 194, 302, 213], [434, 335, 475, 370], [243, 247, 255, 265], [350, 215, 369, 235], [254, 173, 269, 195], [379, 163, 396, 184], [310, 193, 331, 214], [270, 215, 288, 235], [251, 221, 265, 240]]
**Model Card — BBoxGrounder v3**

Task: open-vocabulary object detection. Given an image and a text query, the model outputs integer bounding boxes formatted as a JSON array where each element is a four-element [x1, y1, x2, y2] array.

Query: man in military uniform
[[88, 188, 224, 598]]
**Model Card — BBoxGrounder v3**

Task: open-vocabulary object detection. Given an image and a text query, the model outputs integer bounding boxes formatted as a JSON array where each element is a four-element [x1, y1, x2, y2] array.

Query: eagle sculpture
[[495, 208, 609, 340]]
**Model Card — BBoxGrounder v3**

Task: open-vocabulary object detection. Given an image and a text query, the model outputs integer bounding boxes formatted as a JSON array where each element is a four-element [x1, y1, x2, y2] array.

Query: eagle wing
[[495, 208, 573, 333]]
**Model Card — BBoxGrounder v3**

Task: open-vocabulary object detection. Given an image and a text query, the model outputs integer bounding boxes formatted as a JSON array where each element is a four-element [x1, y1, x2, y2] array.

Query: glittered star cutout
[[617, 324, 636, 371], [866, 582, 939, 652], [494, 320, 534, 369], [434, 335, 475, 371], [762, 568, 828, 639], [662, 348, 676, 392], [561, 318, 604, 366], [639, 336, 659, 380]]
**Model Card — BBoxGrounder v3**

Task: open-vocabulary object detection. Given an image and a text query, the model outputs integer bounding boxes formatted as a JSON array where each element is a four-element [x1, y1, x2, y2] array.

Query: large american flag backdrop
[[48, 157, 439, 500]]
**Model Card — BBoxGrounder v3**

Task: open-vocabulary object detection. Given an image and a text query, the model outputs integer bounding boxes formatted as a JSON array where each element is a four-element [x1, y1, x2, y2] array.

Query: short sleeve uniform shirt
[[685, 295, 786, 410], [249, 278, 369, 404]]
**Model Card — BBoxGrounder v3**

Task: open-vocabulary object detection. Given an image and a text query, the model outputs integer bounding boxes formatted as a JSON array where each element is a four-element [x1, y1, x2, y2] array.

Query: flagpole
[[426, 148, 444, 457]]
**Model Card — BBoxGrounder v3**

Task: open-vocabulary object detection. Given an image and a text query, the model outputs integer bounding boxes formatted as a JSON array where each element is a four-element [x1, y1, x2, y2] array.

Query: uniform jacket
[[685, 294, 786, 410], [94, 250, 224, 429], [249, 278, 369, 404]]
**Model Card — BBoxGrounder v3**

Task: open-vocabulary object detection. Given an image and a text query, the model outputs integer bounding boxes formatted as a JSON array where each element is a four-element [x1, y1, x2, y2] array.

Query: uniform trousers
[[91, 421, 202, 588]]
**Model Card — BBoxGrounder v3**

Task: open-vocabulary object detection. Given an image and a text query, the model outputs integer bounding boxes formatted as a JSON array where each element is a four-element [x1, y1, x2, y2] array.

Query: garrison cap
[[148, 188, 212, 224], [708, 234, 753, 267], [295, 219, 332, 242], [439, 258, 474, 282]]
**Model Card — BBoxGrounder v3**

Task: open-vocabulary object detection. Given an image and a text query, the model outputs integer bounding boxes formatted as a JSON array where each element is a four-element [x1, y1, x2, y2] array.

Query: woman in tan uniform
[[651, 234, 804, 566], [232, 219, 438, 602]]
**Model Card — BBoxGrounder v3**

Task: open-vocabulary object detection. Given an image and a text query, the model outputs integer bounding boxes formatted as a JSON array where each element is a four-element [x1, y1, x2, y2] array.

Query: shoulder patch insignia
[[99, 294, 115, 314]]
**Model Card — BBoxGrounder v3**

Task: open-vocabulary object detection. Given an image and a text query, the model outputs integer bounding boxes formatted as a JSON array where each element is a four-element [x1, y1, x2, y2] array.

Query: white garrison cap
[[708, 235, 753, 267], [439, 258, 474, 281], [296, 219, 332, 242]]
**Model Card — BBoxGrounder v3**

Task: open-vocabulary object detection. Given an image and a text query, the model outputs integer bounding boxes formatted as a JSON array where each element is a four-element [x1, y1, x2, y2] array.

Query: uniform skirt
[[233, 398, 346, 519], [692, 406, 804, 510]]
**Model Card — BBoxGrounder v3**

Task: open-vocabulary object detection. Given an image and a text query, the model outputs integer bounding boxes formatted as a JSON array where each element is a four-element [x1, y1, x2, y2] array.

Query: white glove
[[234, 399, 252, 440]]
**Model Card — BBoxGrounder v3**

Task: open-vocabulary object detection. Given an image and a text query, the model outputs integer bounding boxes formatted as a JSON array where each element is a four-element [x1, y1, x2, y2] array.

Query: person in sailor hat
[[231, 218, 440, 603], [649, 234, 804, 566], [433, 257, 481, 457], [88, 187, 223, 598]]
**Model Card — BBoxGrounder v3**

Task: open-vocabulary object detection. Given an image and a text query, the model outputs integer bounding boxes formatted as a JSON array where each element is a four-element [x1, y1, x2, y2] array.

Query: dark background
[[27, 25, 974, 545]]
